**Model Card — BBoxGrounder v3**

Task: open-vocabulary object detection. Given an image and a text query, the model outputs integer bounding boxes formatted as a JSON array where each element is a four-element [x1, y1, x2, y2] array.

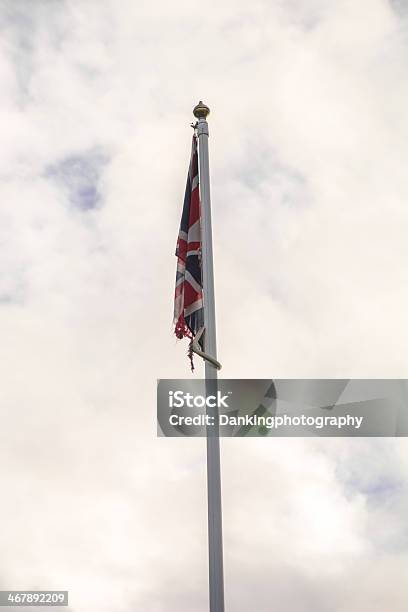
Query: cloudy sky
[[1, 0, 408, 610]]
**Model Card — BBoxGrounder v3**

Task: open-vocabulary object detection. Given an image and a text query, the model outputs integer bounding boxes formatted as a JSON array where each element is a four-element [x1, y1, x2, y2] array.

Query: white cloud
[[1, 0, 408, 610]]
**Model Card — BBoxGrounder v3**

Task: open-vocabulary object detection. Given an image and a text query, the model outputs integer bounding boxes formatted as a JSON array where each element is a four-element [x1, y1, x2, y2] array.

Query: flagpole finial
[[193, 100, 210, 119]]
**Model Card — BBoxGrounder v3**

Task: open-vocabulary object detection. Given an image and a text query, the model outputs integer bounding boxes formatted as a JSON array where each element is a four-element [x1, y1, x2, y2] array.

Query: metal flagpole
[[193, 101, 225, 612]]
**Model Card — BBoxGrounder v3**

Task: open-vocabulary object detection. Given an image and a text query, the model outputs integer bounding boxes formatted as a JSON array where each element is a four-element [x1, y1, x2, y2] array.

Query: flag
[[174, 135, 204, 369]]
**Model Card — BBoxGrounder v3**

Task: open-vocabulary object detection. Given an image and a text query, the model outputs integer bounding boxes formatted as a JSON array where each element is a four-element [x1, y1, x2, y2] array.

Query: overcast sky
[[1, 0, 408, 610]]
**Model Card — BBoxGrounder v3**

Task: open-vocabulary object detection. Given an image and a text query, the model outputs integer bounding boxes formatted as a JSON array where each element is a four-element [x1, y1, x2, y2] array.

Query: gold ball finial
[[193, 100, 210, 119]]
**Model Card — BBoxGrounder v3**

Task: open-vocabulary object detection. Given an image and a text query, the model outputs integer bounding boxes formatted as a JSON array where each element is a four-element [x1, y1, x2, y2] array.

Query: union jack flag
[[174, 135, 204, 369]]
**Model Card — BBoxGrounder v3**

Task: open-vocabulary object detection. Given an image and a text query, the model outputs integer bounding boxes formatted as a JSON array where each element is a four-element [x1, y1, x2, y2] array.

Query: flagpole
[[193, 101, 225, 612]]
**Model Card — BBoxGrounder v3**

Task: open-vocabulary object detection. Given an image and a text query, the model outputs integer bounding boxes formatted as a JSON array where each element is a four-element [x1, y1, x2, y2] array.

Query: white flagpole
[[193, 101, 225, 612]]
